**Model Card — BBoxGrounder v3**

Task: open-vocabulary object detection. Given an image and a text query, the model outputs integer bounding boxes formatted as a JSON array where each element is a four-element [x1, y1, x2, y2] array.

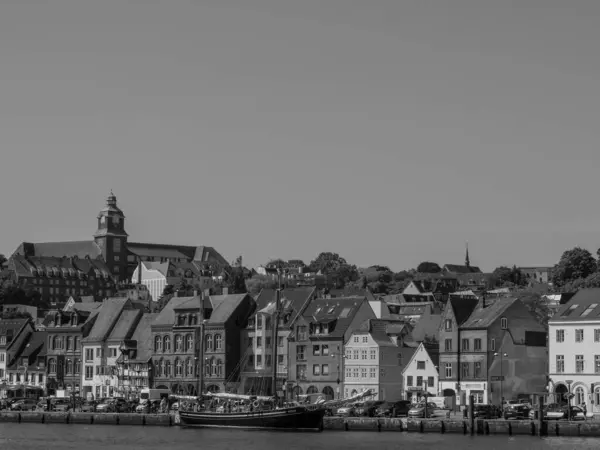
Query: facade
[[287, 296, 376, 401], [117, 313, 158, 398], [11, 192, 229, 288], [439, 297, 547, 408], [81, 298, 138, 399], [151, 293, 255, 395], [0, 318, 35, 397], [402, 342, 439, 402], [240, 287, 316, 396], [343, 319, 411, 401], [519, 266, 553, 284], [43, 309, 96, 396], [6, 331, 47, 398], [548, 288, 600, 416]]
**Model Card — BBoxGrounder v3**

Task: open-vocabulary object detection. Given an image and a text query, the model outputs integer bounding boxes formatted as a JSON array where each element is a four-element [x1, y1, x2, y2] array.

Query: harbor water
[[0, 424, 599, 450]]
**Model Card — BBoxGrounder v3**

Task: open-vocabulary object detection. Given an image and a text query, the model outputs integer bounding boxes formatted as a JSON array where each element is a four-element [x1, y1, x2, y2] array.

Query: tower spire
[[465, 241, 470, 268]]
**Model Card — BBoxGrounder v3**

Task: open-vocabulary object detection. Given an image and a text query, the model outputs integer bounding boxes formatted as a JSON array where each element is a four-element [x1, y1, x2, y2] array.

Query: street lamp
[[423, 379, 429, 418], [566, 380, 573, 422], [332, 353, 348, 400], [494, 352, 508, 410]]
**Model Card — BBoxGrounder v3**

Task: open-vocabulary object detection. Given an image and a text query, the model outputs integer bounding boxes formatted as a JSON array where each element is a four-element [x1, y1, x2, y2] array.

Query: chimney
[[481, 293, 487, 308], [193, 290, 198, 297]]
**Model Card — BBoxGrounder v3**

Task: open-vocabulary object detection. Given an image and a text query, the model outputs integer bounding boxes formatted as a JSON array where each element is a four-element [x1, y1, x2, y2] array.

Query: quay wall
[[322, 417, 600, 437], [2, 411, 600, 437]]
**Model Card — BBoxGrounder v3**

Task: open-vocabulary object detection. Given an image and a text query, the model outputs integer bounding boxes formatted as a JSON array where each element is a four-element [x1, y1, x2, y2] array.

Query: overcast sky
[[1, 0, 599, 271]]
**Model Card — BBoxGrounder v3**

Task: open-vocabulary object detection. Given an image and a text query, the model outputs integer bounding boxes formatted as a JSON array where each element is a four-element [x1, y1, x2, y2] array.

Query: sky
[[1, 0, 599, 272]]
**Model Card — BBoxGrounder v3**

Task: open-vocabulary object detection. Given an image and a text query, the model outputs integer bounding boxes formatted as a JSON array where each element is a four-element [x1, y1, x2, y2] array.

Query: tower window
[[113, 238, 121, 252], [112, 215, 120, 226]]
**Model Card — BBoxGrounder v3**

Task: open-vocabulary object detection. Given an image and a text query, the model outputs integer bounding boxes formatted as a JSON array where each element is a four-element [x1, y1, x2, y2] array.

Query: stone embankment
[[323, 416, 600, 437], [0, 411, 174, 426]]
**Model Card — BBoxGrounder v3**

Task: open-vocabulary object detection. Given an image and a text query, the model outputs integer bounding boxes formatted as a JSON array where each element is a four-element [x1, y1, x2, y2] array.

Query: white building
[[81, 298, 140, 399], [343, 319, 410, 401], [402, 342, 439, 403], [548, 288, 600, 417]]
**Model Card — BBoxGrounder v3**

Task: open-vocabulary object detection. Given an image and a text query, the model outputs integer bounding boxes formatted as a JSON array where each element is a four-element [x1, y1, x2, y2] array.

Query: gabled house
[[0, 318, 35, 398], [240, 287, 316, 396], [343, 319, 411, 400], [287, 296, 376, 401], [402, 342, 440, 402], [81, 298, 140, 399], [6, 331, 48, 398]]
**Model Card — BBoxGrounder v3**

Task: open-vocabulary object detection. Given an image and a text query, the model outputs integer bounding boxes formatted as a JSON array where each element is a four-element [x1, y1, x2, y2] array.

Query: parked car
[[472, 404, 502, 419], [136, 399, 161, 414], [355, 401, 385, 417], [376, 400, 412, 418], [112, 398, 131, 413], [52, 399, 72, 412], [504, 404, 531, 420], [529, 403, 571, 421], [81, 401, 98, 413], [10, 399, 38, 411], [408, 402, 438, 418], [96, 400, 116, 413], [335, 404, 357, 417]]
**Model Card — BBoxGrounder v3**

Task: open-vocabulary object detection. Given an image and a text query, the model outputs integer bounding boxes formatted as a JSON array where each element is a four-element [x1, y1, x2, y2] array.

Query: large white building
[[548, 289, 600, 417], [402, 342, 440, 403]]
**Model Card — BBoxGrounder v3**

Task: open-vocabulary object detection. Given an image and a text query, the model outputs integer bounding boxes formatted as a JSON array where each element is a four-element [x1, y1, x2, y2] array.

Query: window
[[576, 355, 584, 373], [417, 361, 425, 370], [216, 359, 223, 376], [186, 335, 193, 352], [474, 339, 482, 351], [595, 355, 600, 374], [416, 375, 423, 387], [353, 350, 359, 359], [205, 335, 213, 351], [346, 367, 352, 378], [297, 345, 306, 361], [66, 336, 73, 351], [581, 304, 598, 317], [109, 348, 117, 358], [462, 339, 469, 351], [313, 364, 321, 376], [353, 336, 359, 343], [96, 348, 103, 358], [297, 326, 307, 341], [175, 359, 183, 376], [370, 367, 377, 378], [362, 336, 368, 343], [113, 238, 121, 252], [444, 339, 452, 351], [164, 335, 171, 352], [74, 359, 81, 375], [563, 304, 579, 317], [175, 335, 183, 352], [65, 359, 73, 374], [48, 358, 57, 374], [85, 366, 93, 380], [256, 337, 262, 348], [313, 345, 321, 356], [361, 350, 367, 360], [322, 364, 329, 375], [322, 345, 329, 356], [370, 349, 376, 360], [277, 354, 284, 366], [407, 376, 413, 387], [595, 330, 600, 342], [461, 362, 469, 378], [296, 364, 307, 380], [575, 386, 585, 406], [500, 317, 508, 329], [576, 329, 584, 343], [445, 363, 452, 378], [361, 368, 367, 378], [474, 361, 482, 378], [428, 376, 434, 387], [445, 319, 452, 331], [556, 355, 564, 373], [490, 338, 496, 352], [85, 349, 94, 361], [556, 329, 565, 343], [278, 336, 284, 347], [114, 255, 120, 262]]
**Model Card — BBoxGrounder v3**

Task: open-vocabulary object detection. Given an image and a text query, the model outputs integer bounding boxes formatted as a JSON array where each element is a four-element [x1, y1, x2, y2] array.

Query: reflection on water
[[1, 424, 600, 450]]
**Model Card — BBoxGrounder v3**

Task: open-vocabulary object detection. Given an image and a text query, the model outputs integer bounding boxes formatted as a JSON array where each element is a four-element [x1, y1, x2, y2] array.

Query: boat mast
[[197, 292, 206, 397], [270, 266, 282, 401]]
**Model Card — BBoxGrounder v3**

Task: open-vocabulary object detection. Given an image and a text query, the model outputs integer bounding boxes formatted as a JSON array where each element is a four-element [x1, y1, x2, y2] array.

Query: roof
[[448, 297, 479, 326], [411, 312, 442, 342], [0, 318, 29, 339], [140, 261, 171, 277], [70, 303, 103, 313], [303, 296, 367, 339], [424, 345, 440, 367], [355, 319, 400, 347], [255, 287, 315, 314], [130, 247, 189, 260], [460, 298, 518, 329], [107, 309, 142, 342], [153, 296, 202, 327], [550, 288, 600, 322], [398, 345, 417, 366], [14, 241, 102, 259], [119, 313, 158, 363], [444, 264, 482, 274], [83, 298, 129, 342], [208, 294, 250, 324], [127, 242, 229, 267]]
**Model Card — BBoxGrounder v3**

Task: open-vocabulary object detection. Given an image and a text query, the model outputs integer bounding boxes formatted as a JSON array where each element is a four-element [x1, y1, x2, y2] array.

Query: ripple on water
[[1, 424, 600, 450]]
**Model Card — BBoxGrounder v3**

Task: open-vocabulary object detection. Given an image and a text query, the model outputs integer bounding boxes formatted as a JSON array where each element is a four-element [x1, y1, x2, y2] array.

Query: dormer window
[[445, 319, 452, 331], [327, 306, 335, 314], [500, 317, 508, 330]]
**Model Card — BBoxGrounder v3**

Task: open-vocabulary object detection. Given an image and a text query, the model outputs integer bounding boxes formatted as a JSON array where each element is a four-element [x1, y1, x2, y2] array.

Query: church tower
[[465, 241, 470, 268], [94, 191, 129, 282]]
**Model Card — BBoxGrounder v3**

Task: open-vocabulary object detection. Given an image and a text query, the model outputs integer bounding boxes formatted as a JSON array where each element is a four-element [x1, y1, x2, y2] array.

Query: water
[[0, 424, 599, 450]]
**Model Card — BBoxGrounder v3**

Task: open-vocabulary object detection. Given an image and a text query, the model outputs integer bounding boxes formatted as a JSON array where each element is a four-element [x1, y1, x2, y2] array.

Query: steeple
[[465, 241, 470, 268]]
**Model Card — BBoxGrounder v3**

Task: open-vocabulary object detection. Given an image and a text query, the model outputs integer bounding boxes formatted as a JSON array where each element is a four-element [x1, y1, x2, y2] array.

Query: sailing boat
[[178, 268, 326, 431]]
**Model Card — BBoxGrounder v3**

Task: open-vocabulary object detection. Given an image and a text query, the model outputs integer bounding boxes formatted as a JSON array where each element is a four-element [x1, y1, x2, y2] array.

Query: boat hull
[[178, 406, 325, 431]]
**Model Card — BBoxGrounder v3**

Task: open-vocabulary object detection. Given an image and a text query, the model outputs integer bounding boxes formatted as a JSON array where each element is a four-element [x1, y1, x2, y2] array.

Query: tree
[[226, 267, 248, 294], [0, 254, 6, 267], [245, 275, 279, 296], [552, 247, 597, 288], [492, 266, 526, 286], [308, 252, 359, 288], [416, 262, 442, 273]]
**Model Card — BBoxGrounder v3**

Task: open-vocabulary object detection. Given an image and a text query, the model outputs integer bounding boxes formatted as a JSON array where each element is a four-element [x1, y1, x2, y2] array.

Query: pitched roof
[[550, 288, 600, 322], [303, 296, 367, 339], [355, 319, 401, 347], [0, 318, 30, 340], [448, 297, 479, 326], [255, 287, 315, 313], [424, 345, 440, 367], [460, 298, 518, 329], [83, 298, 129, 342], [14, 241, 103, 259], [398, 345, 417, 366], [18, 331, 46, 358], [208, 294, 251, 324], [127, 242, 229, 267], [444, 264, 482, 274], [70, 303, 103, 313], [411, 312, 442, 342], [120, 313, 158, 363], [107, 309, 142, 342], [152, 296, 200, 327]]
